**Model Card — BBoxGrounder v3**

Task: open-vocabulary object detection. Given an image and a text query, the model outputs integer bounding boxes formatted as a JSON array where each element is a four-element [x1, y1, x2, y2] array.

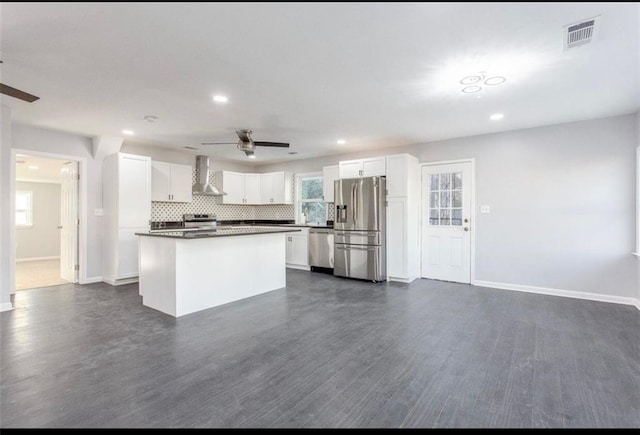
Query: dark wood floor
[[1, 270, 638, 428]]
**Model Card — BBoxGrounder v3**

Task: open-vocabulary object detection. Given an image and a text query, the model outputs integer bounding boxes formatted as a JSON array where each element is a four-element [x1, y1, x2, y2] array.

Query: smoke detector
[[563, 16, 600, 50]]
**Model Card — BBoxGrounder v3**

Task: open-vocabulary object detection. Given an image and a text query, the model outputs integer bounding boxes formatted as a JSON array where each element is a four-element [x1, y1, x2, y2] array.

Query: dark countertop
[[137, 227, 300, 239], [150, 219, 333, 231]]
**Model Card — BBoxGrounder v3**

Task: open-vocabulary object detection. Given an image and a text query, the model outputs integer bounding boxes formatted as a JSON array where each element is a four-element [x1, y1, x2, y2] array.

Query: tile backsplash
[[150, 168, 334, 222]]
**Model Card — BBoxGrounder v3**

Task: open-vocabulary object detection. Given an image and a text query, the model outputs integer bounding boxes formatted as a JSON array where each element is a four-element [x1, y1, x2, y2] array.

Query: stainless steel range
[[183, 213, 218, 230]]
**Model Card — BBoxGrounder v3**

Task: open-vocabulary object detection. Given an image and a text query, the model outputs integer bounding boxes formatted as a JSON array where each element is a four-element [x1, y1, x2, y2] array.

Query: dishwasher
[[309, 228, 334, 274]]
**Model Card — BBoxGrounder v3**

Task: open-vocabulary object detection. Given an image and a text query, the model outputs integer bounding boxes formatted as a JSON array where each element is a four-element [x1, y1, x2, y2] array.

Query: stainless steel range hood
[[193, 155, 226, 196]]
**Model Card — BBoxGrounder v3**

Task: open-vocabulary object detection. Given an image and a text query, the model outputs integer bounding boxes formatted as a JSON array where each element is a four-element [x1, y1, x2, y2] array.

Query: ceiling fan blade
[[0, 83, 39, 102], [254, 141, 290, 147], [200, 142, 237, 145]]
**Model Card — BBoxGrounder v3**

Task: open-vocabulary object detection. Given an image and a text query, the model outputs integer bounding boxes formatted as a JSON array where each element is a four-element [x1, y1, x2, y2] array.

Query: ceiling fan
[[0, 61, 40, 103], [201, 129, 289, 158]]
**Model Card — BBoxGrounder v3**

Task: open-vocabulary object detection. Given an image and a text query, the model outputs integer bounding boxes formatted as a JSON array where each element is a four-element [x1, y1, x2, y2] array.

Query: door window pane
[[453, 172, 463, 190], [451, 208, 462, 226], [440, 192, 450, 207], [439, 209, 450, 226], [439, 173, 451, 190], [430, 175, 439, 190], [429, 209, 439, 225], [15, 191, 33, 227], [430, 192, 439, 208], [452, 191, 462, 207]]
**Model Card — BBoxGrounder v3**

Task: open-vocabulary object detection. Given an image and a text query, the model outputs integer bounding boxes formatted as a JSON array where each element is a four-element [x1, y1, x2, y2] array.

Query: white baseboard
[[286, 264, 311, 271], [0, 302, 14, 312], [103, 276, 139, 286], [16, 256, 60, 262], [473, 280, 640, 309], [389, 276, 417, 283], [80, 276, 103, 284]]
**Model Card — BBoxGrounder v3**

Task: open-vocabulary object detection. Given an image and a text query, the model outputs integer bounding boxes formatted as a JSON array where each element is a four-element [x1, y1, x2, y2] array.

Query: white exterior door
[[421, 162, 472, 283], [60, 161, 79, 283]]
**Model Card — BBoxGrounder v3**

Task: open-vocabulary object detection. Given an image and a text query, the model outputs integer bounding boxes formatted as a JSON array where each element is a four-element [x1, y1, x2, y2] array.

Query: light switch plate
[[94, 208, 104, 216], [480, 205, 491, 214]]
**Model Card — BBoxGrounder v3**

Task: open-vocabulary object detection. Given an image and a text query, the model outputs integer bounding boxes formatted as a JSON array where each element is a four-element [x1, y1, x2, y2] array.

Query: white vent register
[[564, 16, 599, 50]]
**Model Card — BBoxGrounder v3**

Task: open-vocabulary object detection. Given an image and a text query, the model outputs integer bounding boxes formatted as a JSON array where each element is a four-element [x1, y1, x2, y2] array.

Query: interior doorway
[[14, 153, 79, 290]]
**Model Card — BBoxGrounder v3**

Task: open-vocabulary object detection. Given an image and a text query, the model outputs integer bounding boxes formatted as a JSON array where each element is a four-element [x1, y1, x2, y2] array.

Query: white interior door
[[421, 162, 472, 283], [60, 161, 79, 283]]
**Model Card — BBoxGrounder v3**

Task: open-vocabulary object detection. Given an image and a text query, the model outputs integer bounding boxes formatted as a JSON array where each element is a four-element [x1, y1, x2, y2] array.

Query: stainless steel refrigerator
[[334, 176, 386, 282]]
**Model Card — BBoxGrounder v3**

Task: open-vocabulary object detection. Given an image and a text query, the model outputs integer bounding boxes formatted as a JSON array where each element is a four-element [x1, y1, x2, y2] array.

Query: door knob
[[464, 227, 469, 231], [464, 218, 469, 223]]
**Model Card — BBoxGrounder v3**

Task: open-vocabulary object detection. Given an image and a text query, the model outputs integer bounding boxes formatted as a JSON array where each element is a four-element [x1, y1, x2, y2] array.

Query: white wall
[[1, 106, 14, 311], [11, 124, 103, 280], [15, 181, 62, 259], [259, 114, 639, 299]]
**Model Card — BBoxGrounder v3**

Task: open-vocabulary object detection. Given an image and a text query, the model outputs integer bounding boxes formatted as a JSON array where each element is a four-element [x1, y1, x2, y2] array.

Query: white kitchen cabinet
[[151, 161, 192, 203], [386, 154, 420, 283], [386, 154, 418, 197], [103, 152, 151, 285], [214, 171, 253, 205], [285, 228, 310, 270], [245, 174, 262, 204], [261, 172, 293, 204], [322, 165, 340, 202], [339, 156, 386, 178]]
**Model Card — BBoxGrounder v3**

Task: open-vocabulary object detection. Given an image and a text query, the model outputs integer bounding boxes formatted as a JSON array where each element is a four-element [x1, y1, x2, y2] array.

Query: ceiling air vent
[[564, 16, 599, 50]]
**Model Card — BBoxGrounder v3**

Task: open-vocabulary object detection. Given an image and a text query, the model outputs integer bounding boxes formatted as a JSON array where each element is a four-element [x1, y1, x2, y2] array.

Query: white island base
[[138, 232, 287, 317]]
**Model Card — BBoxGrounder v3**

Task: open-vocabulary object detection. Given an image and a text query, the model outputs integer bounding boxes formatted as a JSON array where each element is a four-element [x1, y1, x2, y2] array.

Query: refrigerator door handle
[[336, 245, 377, 251], [351, 182, 357, 225]]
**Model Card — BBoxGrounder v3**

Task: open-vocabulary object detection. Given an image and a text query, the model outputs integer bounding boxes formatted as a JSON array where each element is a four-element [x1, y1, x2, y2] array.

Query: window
[[296, 173, 327, 225], [16, 191, 33, 227], [428, 172, 463, 227]]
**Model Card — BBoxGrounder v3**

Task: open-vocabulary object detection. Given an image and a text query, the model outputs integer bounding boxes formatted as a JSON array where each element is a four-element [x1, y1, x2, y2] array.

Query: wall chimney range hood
[[193, 155, 226, 196]]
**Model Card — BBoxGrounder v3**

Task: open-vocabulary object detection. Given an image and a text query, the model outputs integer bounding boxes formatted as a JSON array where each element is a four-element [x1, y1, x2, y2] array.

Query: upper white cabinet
[[215, 171, 291, 205], [151, 161, 192, 203], [261, 172, 293, 204], [322, 165, 340, 203], [386, 154, 418, 197], [102, 153, 151, 285], [245, 174, 262, 205], [339, 157, 386, 178]]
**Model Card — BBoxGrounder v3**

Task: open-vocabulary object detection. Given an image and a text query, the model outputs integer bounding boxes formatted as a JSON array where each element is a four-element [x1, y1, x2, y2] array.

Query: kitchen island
[[136, 227, 299, 317]]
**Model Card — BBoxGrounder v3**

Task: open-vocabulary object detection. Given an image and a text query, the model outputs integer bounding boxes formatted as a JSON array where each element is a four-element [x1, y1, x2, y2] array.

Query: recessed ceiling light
[[247, 154, 256, 159], [460, 75, 482, 85], [490, 113, 504, 121], [213, 95, 228, 103], [462, 86, 482, 93], [122, 129, 134, 135], [28, 165, 39, 170], [337, 139, 346, 145], [484, 76, 506, 86], [144, 115, 158, 123]]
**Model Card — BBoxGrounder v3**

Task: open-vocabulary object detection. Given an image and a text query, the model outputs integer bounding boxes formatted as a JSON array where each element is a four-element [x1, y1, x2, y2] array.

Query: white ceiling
[[15, 154, 71, 183], [2, 3, 639, 164]]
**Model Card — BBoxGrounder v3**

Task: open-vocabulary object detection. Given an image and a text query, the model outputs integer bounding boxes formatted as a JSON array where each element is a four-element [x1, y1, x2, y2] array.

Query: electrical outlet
[[94, 208, 104, 216], [480, 205, 491, 214]]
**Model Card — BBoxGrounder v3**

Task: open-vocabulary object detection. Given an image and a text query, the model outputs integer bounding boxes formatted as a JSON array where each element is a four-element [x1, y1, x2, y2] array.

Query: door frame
[[420, 158, 476, 284], [10, 149, 87, 294]]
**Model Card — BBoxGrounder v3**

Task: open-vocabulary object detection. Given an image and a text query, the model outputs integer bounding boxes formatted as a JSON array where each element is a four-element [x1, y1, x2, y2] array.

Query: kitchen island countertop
[[137, 227, 299, 239]]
